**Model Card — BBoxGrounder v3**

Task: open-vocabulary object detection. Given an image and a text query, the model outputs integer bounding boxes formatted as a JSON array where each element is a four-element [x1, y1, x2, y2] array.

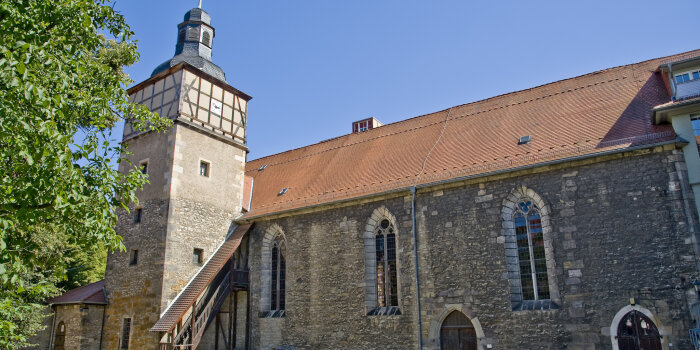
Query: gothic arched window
[[363, 206, 401, 315], [502, 186, 560, 310], [260, 224, 286, 317], [514, 199, 549, 300], [270, 237, 286, 311], [376, 219, 398, 307]]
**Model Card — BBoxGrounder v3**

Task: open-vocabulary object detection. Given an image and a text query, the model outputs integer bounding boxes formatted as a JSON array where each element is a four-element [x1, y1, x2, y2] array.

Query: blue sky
[[115, 0, 700, 160]]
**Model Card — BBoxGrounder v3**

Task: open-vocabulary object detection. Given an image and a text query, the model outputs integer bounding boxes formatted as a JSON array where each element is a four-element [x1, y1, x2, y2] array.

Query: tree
[[0, 0, 169, 347]]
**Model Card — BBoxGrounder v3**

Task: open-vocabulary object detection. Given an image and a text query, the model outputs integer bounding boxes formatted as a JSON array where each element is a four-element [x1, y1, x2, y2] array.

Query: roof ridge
[[246, 69, 634, 172], [246, 48, 699, 171]]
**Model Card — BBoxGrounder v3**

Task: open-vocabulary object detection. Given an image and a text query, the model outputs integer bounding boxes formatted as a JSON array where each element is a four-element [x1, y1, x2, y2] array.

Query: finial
[[198, 0, 202, 8]]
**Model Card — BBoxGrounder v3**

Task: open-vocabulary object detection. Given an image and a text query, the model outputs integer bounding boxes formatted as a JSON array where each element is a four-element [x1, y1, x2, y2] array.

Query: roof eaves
[[653, 97, 700, 124], [238, 137, 681, 223]]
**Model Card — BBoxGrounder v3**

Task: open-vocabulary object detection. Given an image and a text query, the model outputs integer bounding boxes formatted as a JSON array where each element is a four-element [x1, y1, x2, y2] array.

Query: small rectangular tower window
[[120, 318, 131, 349], [129, 250, 138, 265], [134, 208, 142, 223], [193, 248, 204, 264], [139, 160, 148, 175], [199, 161, 210, 177]]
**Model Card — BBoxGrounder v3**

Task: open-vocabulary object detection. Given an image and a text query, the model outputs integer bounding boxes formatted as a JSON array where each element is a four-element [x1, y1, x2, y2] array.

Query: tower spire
[[150, 4, 226, 81]]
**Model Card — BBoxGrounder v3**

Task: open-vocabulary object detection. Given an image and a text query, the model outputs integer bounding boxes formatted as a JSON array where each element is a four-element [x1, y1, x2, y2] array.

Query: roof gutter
[[653, 98, 700, 124], [238, 138, 683, 223], [666, 63, 677, 100], [47, 305, 56, 350]]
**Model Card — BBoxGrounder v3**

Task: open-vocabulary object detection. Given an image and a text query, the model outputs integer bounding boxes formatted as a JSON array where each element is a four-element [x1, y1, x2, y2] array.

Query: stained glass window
[[514, 200, 549, 300], [271, 238, 286, 311], [376, 219, 398, 307]]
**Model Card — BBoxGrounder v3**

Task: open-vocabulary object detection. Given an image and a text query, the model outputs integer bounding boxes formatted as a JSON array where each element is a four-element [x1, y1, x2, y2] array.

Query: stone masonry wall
[[160, 123, 246, 309], [101, 201, 168, 349], [47, 304, 105, 350], [102, 127, 174, 349], [248, 195, 419, 349], [245, 146, 698, 349]]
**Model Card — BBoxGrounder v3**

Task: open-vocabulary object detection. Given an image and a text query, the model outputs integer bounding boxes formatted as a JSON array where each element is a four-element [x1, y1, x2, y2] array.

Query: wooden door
[[54, 321, 66, 350], [440, 311, 477, 350], [617, 310, 662, 350]]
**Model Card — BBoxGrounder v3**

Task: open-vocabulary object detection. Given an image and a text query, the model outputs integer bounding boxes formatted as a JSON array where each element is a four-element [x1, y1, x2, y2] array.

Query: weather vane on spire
[[198, 0, 202, 8]]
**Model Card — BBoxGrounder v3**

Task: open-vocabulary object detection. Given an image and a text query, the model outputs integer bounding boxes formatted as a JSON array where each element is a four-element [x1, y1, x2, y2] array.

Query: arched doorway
[[616, 310, 661, 350], [54, 321, 66, 350], [440, 311, 477, 350]]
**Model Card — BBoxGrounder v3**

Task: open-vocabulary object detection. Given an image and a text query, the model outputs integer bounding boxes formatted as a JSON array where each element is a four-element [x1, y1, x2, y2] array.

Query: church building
[[32, 4, 700, 350]]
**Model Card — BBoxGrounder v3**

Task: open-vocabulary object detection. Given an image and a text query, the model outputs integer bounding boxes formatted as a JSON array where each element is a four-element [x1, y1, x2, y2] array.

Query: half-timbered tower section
[[100, 5, 251, 349]]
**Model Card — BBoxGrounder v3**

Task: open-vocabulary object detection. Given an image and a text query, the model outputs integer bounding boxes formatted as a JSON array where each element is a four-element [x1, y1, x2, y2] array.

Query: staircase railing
[[690, 328, 700, 349], [166, 265, 249, 349]]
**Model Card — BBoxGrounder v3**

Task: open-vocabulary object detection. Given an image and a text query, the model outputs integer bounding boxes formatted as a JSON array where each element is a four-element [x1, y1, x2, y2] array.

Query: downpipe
[[411, 186, 423, 349]]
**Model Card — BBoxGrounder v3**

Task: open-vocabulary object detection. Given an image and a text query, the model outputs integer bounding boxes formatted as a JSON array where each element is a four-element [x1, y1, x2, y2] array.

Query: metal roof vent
[[278, 187, 288, 196], [518, 135, 531, 145], [258, 164, 267, 171]]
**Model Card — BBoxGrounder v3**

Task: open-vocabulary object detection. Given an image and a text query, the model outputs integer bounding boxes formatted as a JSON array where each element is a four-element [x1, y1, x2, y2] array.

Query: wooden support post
[[245, 290, 250, 350], [229, 291, 234, 349], [228, 256, 235, 349], [191, 301, 196, 348], [215, 313, 220, 350], [232, 291, 238, 349]]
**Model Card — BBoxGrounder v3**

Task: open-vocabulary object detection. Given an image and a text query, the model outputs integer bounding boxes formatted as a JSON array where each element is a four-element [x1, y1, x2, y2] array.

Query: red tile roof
[[47, 280, 106, 305], [242, 50, 700, 218], [151, 224, 252, 333]]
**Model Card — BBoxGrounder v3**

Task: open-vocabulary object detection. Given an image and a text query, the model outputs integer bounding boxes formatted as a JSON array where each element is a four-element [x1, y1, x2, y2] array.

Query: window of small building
[[199, 161, 210, 177], [54, 321, 65, 350], [129, 249, 138, 265], [120, 318, 131, 349], [359, 121, 369, 132], [133, 207, 142, 223], [676, 69, 700, 84], [193, 248, 204, 264], [270, 237, 286, 311]]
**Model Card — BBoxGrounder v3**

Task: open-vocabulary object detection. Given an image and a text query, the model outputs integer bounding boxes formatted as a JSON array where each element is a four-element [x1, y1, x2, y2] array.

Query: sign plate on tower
[[211, 99, 223, 116]]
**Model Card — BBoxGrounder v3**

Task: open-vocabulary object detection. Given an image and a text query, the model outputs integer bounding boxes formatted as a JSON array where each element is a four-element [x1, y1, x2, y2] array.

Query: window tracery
[[514, 199, 549, 300], [501, 186, 559, 310], [260, 224, 286, 317], [375, 219, 398, 307], [363, 206, 401, 316], [270, 237, 286, 311]]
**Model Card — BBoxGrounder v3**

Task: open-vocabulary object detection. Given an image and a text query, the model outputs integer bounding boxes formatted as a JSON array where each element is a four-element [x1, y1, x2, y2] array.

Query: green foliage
[[0, 0, 170, 348], [59, 243, 107, 291]]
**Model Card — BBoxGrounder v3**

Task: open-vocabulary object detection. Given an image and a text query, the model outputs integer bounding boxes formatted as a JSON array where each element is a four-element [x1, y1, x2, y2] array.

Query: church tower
[[101, 5, 251, 349]]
